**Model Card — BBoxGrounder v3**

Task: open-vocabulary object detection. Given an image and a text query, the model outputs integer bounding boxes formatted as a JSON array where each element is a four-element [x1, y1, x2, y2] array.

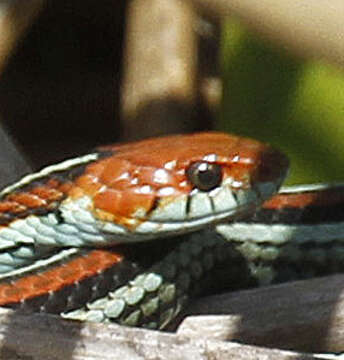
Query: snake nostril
[[186, 161, 223, 192]]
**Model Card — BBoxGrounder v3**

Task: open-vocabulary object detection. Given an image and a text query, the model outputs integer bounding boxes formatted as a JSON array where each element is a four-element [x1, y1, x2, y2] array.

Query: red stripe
[[0, 250, 123, 305], [263, 188, 344, 210]]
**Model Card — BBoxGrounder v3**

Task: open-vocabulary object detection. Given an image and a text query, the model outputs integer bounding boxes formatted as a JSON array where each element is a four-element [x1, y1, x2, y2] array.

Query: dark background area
[[0, 1, 125, 166]]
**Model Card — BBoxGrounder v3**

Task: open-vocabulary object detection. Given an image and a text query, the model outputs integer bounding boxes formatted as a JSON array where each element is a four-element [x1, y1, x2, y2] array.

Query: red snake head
[[65, 132, 289, 242]]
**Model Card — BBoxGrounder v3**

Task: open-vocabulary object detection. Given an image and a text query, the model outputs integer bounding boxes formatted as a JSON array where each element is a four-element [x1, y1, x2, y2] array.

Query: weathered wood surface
[[179, 274, 344, 354], [0, 307, 327, 360]]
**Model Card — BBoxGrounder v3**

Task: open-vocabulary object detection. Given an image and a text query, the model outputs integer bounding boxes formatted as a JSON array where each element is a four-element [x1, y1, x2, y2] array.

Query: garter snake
[[0, 132, 342, 330]]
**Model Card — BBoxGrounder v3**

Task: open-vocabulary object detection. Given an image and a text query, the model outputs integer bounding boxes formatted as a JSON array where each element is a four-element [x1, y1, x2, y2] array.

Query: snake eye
[[186, 162, 222, 191]]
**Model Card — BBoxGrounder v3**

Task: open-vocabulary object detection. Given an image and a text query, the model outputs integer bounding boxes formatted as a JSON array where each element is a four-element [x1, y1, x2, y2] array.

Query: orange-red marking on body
[[263, 188, 344, 210], [0, 250, 123, 305]]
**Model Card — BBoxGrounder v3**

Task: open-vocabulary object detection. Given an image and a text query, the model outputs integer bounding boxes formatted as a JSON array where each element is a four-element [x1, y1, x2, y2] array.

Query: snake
[[0, 132, 342, 330]]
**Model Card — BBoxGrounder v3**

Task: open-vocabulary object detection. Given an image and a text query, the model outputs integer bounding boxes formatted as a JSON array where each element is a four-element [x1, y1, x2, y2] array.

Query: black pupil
[[186, 162, 222, 191]]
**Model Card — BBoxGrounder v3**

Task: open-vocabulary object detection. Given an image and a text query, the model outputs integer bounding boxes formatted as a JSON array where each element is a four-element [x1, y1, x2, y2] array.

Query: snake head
[[63, 132, 289, 243]]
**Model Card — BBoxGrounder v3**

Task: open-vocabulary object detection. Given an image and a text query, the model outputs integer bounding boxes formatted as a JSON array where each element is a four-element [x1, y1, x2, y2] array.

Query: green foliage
[[219, 21, 344, 184]]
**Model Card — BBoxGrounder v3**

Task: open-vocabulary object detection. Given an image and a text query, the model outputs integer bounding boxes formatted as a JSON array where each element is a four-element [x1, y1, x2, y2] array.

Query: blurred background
[[0, 0, 343, 187]]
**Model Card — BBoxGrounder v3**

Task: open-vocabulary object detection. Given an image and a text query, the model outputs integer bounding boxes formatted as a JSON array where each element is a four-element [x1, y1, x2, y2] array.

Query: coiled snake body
[[0, 132, 342, 330]]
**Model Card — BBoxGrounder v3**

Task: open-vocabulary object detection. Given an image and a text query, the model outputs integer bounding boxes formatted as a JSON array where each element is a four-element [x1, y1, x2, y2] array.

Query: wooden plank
[[0, 307, 322, 360], [178, 274, 344, 354]]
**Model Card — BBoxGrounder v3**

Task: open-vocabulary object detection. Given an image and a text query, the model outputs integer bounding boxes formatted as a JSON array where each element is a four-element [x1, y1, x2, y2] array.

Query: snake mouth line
[[123, 203, 262, 240], [95, 179, 283, 242]]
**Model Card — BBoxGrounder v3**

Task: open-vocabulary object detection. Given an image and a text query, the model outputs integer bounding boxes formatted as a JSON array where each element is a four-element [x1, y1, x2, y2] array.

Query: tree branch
[[190, 0, 344, 67]]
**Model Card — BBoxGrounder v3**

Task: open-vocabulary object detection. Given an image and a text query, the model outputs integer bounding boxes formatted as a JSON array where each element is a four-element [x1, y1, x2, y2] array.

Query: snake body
[[0, 132, 342, 330], [63, 183, 344, 329]]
